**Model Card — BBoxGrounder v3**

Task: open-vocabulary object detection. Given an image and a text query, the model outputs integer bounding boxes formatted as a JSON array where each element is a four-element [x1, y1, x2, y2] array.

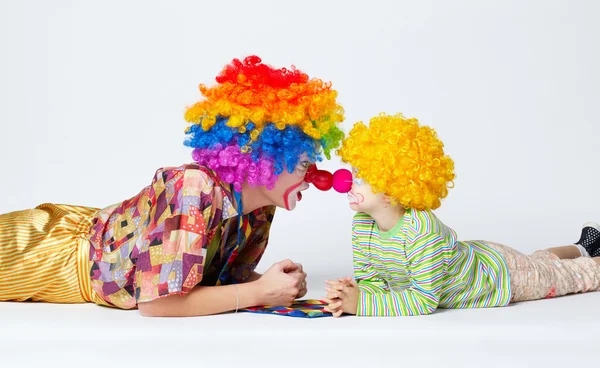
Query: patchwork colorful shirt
[[352, 209, 511, 316], [88, 163, 276, 309]]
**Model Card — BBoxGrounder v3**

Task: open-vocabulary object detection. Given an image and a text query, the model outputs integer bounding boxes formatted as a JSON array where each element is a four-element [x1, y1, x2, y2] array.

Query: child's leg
[[547, 223, 600, 259], [546, 245, 585, 259], [528, 250, 600, 300], [485, 242, 600, 302]]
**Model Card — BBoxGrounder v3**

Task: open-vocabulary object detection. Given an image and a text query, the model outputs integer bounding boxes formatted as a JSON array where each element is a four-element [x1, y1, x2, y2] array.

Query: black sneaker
[[575, 222, 600, 257]]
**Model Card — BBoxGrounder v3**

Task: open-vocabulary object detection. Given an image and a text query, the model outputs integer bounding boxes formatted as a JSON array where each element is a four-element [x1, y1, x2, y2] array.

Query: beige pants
[[486, 242, 600, 302]]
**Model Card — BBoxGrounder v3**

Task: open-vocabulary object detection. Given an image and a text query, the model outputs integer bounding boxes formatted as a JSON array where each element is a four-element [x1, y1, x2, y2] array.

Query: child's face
[[347, 168, 385, 213]]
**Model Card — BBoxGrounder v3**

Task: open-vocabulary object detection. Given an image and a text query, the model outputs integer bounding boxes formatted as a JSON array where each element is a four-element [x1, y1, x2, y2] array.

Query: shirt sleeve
[[228, 206, 276, 283], [352, 227, 384, 283], [134, 166, 214, 304], [353, 225, 449, 316]]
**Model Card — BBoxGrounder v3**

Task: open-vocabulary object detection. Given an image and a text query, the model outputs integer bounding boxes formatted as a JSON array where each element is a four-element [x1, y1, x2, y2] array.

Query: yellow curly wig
[[338, 113, 455, 210]]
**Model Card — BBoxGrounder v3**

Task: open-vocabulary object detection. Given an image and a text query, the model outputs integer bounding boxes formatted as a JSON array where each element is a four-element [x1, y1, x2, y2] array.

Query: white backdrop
[[1, 0, 599, 289], [2, 1, 600, 367]]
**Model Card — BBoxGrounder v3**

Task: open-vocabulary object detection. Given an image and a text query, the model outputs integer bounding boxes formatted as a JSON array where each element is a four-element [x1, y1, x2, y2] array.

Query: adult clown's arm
[[138, 260, 301, 317]]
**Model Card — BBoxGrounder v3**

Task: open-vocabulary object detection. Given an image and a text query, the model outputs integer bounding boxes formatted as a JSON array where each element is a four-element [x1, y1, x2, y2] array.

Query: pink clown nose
[[305, 165, 352, 193], [332, 168, 352, 193]]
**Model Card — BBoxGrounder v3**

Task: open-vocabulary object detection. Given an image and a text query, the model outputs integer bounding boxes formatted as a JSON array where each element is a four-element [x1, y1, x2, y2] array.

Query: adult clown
[[0, 55, 350, 317]]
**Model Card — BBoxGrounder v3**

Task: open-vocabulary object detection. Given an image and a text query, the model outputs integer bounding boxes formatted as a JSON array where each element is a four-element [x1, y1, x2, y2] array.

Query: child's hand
[[322, 277, 358, 318], [323, 279, 345, 317]]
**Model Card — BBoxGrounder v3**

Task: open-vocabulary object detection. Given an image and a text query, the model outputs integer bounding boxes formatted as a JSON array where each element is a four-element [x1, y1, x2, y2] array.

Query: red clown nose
[[305, 165, 352, 193]]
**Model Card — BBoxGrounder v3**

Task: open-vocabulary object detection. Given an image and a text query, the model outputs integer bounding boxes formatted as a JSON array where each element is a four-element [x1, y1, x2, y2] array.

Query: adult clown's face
[[260, 154, 312, 211]]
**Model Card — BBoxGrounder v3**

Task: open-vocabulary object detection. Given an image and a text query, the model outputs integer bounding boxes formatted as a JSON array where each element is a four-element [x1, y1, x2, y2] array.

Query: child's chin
[[349, 203, 360, 211]]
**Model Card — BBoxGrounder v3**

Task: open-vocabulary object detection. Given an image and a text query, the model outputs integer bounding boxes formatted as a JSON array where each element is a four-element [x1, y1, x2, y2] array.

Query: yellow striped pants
[[0, 203, 108, 305]]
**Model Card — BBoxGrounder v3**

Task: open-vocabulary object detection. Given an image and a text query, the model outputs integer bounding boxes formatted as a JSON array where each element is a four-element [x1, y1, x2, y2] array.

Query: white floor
[[1, 276, 598, 368]]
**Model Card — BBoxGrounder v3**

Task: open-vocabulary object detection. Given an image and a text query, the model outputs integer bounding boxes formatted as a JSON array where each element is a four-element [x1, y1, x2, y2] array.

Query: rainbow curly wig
[[184, 55, 345, 191], [338, 113, 455, 210]]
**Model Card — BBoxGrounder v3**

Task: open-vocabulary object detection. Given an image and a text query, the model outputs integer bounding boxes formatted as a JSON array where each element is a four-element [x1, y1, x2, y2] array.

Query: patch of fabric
[[241, 299, 332, 318]]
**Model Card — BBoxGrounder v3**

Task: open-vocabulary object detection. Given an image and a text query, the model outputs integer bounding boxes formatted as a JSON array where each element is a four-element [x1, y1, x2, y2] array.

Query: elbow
[[418, 301, 439, 316], [422, 306, 437, 316], [137, 295, 207, 317], [137, 302, 164, 317], [137, 297, 184, 317]]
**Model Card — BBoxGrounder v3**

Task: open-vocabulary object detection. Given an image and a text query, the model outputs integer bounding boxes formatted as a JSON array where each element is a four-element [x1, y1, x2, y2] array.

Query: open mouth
[[283, 181, 305, 210], [347, 192, 362, 205]]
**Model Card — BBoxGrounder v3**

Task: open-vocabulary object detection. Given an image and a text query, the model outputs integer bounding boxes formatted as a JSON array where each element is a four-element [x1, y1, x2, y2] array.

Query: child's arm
[[351, 232, 448, 316], [351, 230, 383, 283]]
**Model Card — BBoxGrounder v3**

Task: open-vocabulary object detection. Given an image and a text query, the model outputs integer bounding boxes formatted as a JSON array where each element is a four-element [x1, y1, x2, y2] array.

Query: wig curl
[[184, 56, 345, 191], [338, 113, 455, 210]]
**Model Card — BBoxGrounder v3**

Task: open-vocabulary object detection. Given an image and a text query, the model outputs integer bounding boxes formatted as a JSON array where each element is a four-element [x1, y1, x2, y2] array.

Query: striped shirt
[[353, 209, 511, 316]]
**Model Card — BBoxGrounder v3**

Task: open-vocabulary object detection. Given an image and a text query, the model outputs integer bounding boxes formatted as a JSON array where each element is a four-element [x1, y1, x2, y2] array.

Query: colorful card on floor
[[240, 299, 332, 318]]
